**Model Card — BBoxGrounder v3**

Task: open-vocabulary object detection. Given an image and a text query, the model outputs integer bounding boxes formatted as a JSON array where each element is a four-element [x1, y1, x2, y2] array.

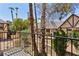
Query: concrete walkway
[[3, 47, 31, 56], [9, 50, 30, 56]]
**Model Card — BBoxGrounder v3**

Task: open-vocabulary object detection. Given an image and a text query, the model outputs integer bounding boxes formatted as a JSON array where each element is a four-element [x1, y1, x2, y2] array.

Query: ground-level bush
[[53, 29, 68, 56], [72, 30, 79, 49]]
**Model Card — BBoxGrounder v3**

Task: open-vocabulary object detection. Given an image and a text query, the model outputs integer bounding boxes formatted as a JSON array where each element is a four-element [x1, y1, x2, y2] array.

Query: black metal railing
[[0, 31, 79, 56], [31, 33, 79, 56]]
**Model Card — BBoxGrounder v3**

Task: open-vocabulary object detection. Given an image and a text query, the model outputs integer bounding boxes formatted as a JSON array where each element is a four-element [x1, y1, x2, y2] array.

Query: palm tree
[[41, 3, 46, 55], [15, 7, 18, 18], [9, 7, 14, 21], [29, 3, 39, 55]]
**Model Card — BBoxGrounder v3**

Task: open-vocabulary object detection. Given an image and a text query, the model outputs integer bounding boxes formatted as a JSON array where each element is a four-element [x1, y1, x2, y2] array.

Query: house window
[[67, 28, 72, 31], [46, 29, 50, 32], [0, 24, 4, 28]]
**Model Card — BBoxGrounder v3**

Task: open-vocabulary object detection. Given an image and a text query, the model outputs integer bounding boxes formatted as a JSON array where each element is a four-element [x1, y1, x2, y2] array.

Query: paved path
[[9, 50, 30, 56], [3, 47, 31, 56]]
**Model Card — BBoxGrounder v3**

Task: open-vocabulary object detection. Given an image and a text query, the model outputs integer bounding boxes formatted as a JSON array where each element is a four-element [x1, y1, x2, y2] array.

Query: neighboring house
[[34, 14, 79, 54], [58, 13, 79, 53], [0, 19, 9, 39], [58, 14, 79, 35], [36, 13, 79, 35], [35, 20, 63, 34]]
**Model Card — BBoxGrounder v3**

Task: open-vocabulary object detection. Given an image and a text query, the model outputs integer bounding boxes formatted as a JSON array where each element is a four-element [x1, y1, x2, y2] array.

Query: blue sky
[[0, 3, 79, 22], [0, 3, 29, 21]]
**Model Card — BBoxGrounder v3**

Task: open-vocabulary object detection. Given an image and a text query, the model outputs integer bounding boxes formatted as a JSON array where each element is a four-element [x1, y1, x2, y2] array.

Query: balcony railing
[[0, 31, 79, 56]]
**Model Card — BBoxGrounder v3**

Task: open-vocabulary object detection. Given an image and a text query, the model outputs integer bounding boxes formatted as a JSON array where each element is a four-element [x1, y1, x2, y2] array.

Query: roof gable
[[58, 14, 79, 28]]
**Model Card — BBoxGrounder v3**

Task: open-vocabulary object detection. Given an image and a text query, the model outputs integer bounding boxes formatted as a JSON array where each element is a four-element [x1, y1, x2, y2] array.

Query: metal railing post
[[51, 33, 52, 56], [0, 51, 3, 56], [71, 38, 73, 56]]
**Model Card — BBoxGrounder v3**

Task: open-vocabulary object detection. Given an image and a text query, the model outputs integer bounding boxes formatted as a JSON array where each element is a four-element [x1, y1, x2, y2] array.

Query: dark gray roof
[[37, 13, 79, 29], [38, 20, 63, 29], [0, 19, 8, 24]]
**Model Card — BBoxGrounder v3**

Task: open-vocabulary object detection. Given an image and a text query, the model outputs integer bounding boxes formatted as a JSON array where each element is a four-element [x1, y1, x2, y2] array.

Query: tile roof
[[37, 13, 79, 29], [37, 20, 63, 29], [0, 19, 8, 24]]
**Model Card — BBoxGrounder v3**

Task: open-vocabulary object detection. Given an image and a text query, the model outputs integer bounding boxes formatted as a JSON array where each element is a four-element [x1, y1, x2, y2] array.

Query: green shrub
[[21, 29, 30, 46], [72, 30, 79, 49], [21, 29, 29, 43], [53, 29, 67, 56]]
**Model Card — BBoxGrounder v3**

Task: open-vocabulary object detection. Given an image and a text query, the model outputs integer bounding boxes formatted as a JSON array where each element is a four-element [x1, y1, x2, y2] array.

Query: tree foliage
[[36, 3, 79, 21], [72, 30, 79, 49], [10, 18, 29, 32], [23, 19, 29, 29], [12, 18, 23, 31], [54, 29, 68, 56]]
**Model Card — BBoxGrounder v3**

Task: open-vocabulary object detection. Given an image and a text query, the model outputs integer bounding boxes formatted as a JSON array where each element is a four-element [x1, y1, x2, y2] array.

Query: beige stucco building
[[58, 14, 79, 36], [0, 20, 9, 39], [35, 19, 63, 34], [36, 14, 79, 35]]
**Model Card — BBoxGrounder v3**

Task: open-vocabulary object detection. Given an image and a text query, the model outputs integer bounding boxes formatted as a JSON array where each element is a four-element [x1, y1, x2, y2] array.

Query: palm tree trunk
[[41, 3, 46, 55], [9, 7, 14, 21], [29, 3, 39, 56], [15, 7, 18, 18], [11, 10, 14, 21]]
